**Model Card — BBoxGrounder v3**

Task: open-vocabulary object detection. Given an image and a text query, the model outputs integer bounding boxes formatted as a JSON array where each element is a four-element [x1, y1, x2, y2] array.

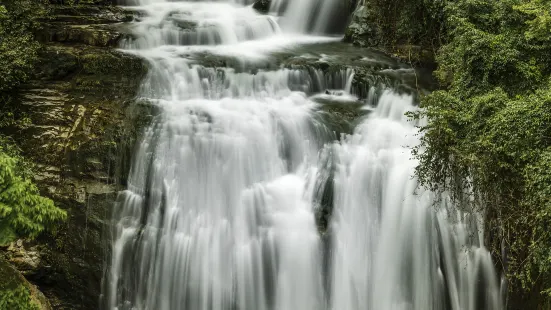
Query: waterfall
[[103, 1, 503, 309], [269, 0, 348, 34], [329, 91, 502, 310]]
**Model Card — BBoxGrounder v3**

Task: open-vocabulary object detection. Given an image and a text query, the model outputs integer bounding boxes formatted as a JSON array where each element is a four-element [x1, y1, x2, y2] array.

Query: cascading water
[[269, 0, 347, 34], [104, 0, 503, 309], [329, 91, 502, 310]]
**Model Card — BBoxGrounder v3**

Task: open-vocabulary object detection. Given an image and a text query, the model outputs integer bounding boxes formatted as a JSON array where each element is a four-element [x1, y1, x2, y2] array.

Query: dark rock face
[[347, 0, 358, 12], [252, 0, 271, 14], [1, 4, 149, 310], [344, 5, 382, 48], [343, 5, 436, 67]]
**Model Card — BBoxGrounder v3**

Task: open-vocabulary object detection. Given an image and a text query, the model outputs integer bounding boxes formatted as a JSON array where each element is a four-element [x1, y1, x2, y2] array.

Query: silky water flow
[[103, 1, 504, 309]]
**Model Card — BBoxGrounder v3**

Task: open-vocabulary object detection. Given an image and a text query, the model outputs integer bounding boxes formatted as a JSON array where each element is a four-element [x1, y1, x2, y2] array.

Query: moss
[[80, 50, 146, 76], [0, 258, 50, 310], [47, 5, 134, 24]]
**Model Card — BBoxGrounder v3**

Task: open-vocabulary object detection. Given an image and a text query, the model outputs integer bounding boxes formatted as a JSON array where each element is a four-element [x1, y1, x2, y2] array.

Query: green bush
[[0, 138, 67, 245], [411, 0, 551, 299], [0, 1, 47, 95], [0, 285, 40, 310]]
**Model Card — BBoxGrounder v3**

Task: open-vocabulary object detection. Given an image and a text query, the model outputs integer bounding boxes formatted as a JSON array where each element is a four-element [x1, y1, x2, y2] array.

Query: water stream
[[103, 1, 503, 309]]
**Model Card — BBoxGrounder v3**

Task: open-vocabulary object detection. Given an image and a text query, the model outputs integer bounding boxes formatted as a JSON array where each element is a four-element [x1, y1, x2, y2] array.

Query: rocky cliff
[[343, 2, 438, 68], [0, 2, 437, 308], [1, 4, 148, 309]]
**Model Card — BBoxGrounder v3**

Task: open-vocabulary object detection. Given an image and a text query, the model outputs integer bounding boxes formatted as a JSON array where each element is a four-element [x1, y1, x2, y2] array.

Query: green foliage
[[0, 257, 43, 309], [516, 0, 551, 42], [0, 0, 47, 95], [0, 138, 66, 245], [435, 0, 551, 94], [362, 0, 447, 50], [0, 285, 40, 310], [0, 0, 67, 245], [411, 0, 551, 300]]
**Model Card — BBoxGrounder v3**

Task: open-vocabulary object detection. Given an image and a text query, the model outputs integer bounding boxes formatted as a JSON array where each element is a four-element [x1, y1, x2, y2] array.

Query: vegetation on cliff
[[0, 257, 51, 309], [0, 138, 67, 245], [0, 285, 40, 310], [345, 0, 446, 64], [1, 0, 146, 307], [0, 0, 46, 94], [1, 1, 67, 245], [346, 0, 551, 304], [362, 0, 551, 304]]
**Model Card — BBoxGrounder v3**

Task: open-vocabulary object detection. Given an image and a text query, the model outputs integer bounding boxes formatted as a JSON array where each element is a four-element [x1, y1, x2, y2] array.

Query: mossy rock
[[37, 5, 137, 47], [0, 258, 51, 310], [344, 5, 383, 47], [0, 2, 151, 309], [80, 50, 146, 76], [47, 5, 134, 24], [4, 38, 148, 309], [42, 24, 127, 47]]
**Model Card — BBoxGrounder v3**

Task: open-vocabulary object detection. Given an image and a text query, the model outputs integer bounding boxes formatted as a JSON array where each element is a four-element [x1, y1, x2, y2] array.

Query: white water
[[104, 0, 503, 309], [269, 0, 344, 34], [330, 91, 502, 310]]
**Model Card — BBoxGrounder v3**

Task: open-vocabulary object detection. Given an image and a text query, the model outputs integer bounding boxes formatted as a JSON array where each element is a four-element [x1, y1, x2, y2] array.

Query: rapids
[[102, 1, 504, 309]]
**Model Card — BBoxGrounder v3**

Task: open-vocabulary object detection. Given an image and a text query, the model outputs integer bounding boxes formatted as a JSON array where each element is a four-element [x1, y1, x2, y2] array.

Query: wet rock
[[43, 24, 127, 47], [165, 11, 198, 31], [3, 242, 42, 273], [170, 18, 197, 31], [37, 5, 136, 47], [347, 0, 359, 12], [0, 5, 149, 309], [252, 0, 271, 14], [344, 5, 382, 47], [4, 43, 147, 308], [47, 5, 134, 24], [343, 6, 436, 67], [6, 60, 149, 308]]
